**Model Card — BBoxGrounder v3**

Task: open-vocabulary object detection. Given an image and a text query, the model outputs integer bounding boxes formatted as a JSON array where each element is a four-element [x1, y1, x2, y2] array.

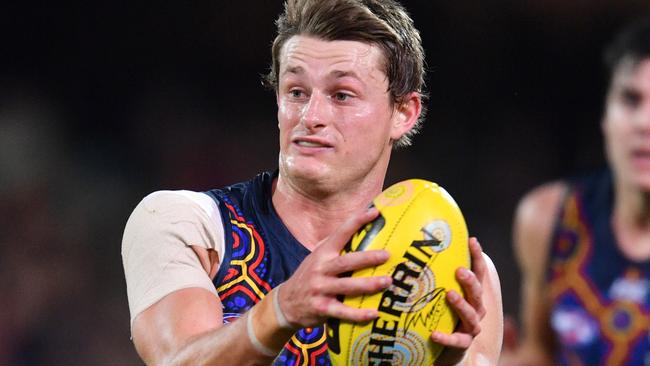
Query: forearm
[[167, 309, 294, 366], [136, 287, 296, 366], [460, 253, 503, 366], [457, 348, 491, 366]]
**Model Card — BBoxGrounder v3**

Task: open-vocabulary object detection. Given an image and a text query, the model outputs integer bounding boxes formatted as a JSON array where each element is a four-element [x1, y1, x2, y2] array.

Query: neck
[[271, 173, 384, 251], [614, 182, 650, 228], [612, 181, 650, 260]]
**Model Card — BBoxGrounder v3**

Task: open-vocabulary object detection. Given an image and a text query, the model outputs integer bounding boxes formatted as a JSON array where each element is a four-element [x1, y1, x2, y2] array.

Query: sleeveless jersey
[[204, 171, 331, 365], [547, 170, 650, 365]]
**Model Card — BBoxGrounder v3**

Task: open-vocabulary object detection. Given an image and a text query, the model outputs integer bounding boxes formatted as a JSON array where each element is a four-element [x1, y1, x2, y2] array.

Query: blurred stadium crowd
[[1, 1, 650, 364]]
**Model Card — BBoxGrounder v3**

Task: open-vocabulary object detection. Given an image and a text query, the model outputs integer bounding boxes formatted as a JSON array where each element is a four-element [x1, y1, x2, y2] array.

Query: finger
[[456, 267, 485, 318], [446, 290, 482, 336], [326, 250, 390, 275], [323, 275, 391, 296], [468, 237, 488, 280], [323, 206, 379, 253], [325, 300, 378, 323], [431, 330, 473, 349]]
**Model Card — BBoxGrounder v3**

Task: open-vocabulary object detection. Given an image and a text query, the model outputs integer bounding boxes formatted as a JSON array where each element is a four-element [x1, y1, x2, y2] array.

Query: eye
[[333, 92, 351, 101], [289, 89, 305, 99], [621, 88, 641, 108]]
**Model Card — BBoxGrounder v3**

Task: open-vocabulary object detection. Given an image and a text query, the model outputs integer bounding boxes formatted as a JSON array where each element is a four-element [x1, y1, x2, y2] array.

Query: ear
[[390, 92, 422, 141]]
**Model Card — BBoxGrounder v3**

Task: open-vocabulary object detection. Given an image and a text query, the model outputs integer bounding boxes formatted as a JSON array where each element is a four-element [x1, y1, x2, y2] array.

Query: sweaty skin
[[128, 35, 502, 366]]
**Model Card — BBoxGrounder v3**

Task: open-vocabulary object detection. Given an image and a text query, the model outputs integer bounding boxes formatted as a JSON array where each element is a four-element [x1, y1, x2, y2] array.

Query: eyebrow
[[330, 70, 361, 80], [283, 65, 304, 76], [282, 65, 362, 81]]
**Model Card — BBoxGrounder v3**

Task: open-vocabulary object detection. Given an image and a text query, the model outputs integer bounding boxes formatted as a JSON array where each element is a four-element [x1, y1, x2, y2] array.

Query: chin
[[281, 156, 331, 184], [294, 165, 331, 182], [630, 173, 650, 192], [636, 179, 650, 193]]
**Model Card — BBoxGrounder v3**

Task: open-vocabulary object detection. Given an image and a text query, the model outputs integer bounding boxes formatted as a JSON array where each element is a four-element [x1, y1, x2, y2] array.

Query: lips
[[297, 141, 326, 147], [630, 148, 650, 168], [632, 149, 650, 158], [293, 136, 333, 148]]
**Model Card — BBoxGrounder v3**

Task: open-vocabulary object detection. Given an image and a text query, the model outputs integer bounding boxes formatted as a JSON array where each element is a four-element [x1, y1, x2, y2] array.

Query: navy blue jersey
[[205, 171, 331, 366], [547, 170, 650, 365]]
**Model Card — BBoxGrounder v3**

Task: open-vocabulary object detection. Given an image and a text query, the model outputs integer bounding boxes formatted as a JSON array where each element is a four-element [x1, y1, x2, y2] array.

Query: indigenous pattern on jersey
[[547, 170, 650, 366], [205, 171, 331, 366]]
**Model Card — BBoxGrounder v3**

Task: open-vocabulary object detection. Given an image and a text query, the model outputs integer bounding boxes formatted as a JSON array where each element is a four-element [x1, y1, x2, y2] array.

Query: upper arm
[[132, 288, 224, 365], [512, 182, 566, 353], [122, 190, 226, 363]]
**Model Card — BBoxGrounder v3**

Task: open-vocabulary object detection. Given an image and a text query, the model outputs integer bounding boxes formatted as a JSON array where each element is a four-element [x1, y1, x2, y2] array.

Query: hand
[[278, 207, 393, 327], [433, 237, 488, 365]]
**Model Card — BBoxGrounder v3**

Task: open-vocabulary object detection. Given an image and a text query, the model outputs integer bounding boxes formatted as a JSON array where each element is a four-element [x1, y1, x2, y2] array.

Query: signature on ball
[[404, 287, 446, 333]]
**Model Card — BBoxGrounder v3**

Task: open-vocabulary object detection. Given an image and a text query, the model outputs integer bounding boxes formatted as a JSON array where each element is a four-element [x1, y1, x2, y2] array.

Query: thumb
[[323, 206, 379, 253]]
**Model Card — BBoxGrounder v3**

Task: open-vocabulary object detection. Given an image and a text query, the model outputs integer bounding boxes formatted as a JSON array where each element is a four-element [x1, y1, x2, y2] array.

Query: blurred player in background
[[503, 18, 650, 366], [122, 0, 503, 365]]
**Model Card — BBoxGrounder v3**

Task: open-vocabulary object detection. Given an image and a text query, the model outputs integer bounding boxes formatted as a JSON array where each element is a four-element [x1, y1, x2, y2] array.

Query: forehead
[[611, 58, 650, 92], [279, 35, 387, 82]]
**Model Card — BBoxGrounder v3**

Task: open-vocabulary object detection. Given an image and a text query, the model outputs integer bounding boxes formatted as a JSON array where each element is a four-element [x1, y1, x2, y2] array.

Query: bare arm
[[132, 286, 294, 366], [130, 207, 392, 365], [434, 238, 504, 365], [502, 182, 566, 366], [465, 248, 503, 365]]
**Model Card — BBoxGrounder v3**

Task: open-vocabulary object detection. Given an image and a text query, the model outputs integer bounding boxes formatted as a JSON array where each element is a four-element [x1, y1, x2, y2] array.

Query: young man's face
[[275, 35, 416, 192], [603, 58, 650, 190]]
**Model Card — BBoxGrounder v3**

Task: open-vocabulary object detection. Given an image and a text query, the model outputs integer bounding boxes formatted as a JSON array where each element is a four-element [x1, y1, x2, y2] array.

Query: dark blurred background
[[2, 1, 650, 364]]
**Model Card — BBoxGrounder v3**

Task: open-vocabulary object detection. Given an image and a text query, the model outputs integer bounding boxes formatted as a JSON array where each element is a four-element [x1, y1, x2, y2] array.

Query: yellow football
[[326, 179, 470, 366]]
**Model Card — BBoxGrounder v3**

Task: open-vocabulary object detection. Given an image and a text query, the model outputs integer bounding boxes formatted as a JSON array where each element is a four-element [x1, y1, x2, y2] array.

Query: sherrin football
[[326, 179, 470, 366]]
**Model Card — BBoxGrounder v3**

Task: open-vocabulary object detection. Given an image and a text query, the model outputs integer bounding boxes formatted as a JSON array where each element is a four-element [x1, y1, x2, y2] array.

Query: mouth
[[633, 149, 650, 157], [293, 137, 333, 149], [630, 148, 650, 167]]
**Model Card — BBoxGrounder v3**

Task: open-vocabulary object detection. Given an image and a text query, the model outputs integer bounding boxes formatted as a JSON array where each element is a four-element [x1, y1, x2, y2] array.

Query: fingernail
[[431, 331, 440, 341], [378, 250, 390, 260], [379, 276, 392, 287], [447, 291, 459, 302], [458, 268, 469, 279]]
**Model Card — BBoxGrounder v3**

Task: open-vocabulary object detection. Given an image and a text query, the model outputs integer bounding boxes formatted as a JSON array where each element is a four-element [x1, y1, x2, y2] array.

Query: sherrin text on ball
[[326, 179, 470, 366]]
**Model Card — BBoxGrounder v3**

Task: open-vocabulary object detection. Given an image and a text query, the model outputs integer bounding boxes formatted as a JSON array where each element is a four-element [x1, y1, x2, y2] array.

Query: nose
[[300, 91, 331, 131]]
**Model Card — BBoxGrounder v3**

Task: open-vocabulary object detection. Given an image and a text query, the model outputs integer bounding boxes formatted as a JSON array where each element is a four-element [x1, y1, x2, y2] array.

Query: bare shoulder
[[512, 181, 568, 274]]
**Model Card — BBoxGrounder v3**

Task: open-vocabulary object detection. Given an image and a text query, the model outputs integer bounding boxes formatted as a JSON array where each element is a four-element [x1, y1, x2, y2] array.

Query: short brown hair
[[265, 0, 427, 147], [604, 17, 650, 83]]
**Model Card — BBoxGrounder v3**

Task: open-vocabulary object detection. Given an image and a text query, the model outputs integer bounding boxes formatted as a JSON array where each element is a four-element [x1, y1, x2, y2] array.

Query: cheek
[[607, 103, 629, 124], [344, 105, 393, 133], [277, 103, 293, 148], [604, 105, 629, 139], [277, 100, 299, 130], [277, 99, 290, 124], [603, 120, 629, 162]]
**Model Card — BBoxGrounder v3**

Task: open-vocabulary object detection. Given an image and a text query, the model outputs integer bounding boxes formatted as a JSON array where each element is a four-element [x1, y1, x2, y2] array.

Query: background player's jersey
[[548, 170, 650, 365], [205, 171, 330, 366]]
